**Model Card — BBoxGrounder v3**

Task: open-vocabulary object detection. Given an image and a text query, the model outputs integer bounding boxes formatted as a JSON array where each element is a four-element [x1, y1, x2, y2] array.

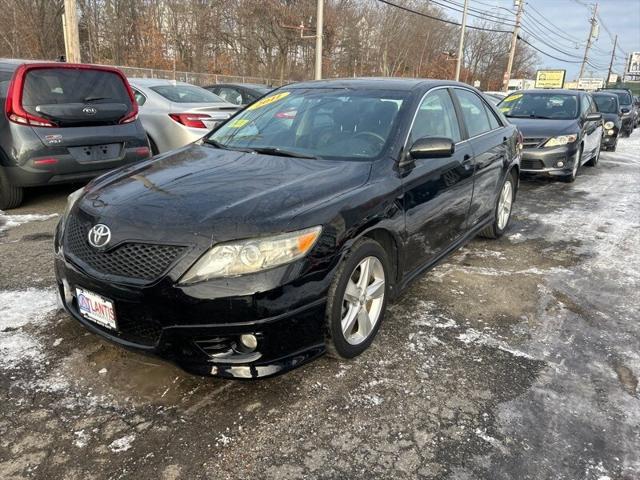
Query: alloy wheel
[[340, 256, 386, 345], [496, 180, 513, 231]]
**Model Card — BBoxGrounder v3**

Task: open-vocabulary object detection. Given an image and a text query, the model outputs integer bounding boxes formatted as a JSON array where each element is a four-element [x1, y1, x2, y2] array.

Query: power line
[[524, 4, 586, 44], [376, 0, 512, 33], [428, 0, 518, 26]]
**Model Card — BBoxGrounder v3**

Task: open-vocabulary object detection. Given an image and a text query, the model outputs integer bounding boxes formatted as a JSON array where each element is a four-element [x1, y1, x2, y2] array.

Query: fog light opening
[[240, 334, 258, 351], [556, 161, 564, 168]]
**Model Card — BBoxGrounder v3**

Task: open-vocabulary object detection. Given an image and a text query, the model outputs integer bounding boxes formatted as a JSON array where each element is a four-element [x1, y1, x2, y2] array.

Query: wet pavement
[[1, 131, 639, 479]]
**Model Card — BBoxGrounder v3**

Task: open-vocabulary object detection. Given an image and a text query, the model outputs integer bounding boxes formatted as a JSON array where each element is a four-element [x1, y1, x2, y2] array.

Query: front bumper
[[519, 143, 579, 176], [54, 244, 334, 379]]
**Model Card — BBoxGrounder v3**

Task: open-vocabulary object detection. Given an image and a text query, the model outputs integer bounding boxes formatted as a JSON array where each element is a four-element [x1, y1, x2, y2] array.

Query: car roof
[[212, 83, 269, 89], [128, 77, 198, 87], [285, 77, 471, 91]]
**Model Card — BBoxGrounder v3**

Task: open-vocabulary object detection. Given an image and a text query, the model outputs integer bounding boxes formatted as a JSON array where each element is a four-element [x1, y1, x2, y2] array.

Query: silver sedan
[[129, 78, 239, 154]]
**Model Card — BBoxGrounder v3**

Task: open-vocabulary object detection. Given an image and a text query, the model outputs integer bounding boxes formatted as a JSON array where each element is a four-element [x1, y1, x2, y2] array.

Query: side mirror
[[408, 137, 455, 160], [585, 112, 602, 122]]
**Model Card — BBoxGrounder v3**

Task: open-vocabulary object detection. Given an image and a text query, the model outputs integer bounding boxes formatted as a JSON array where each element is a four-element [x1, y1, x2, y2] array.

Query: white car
[[129, 78, 239, 154]]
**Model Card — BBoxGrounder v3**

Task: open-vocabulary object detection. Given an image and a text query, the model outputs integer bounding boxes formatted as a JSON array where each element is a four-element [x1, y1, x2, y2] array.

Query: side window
[[132, 88, 146, 106], [580, 96, 590, 115], [485, 104, 501, 129], [410, 89, 461, 143], [455, 89, 492, 137]]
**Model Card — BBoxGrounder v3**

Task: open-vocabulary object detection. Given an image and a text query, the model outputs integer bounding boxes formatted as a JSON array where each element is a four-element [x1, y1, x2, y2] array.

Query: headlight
[[607, 129, 615, 135], [544, 135, 577, 147], [604, 121, 614, 129], [180, 226, 322, 283]]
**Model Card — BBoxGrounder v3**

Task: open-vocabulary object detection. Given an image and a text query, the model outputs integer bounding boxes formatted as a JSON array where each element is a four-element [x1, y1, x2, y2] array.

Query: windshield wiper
[[249, 147, 317, 159], [203, 138, 253, 153], [83, 96, 113, 102]]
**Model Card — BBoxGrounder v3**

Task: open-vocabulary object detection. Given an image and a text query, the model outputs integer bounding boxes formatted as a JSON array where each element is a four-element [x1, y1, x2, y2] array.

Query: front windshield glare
[[499, 93, 579, 120], [207, 88, 407, 160]]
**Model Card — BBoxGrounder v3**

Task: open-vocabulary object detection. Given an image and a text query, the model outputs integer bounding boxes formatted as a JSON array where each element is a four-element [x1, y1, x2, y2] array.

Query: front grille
[[521, 159, 545, 170], [64, 214, 187, 282], [523, 137, 546, 148]]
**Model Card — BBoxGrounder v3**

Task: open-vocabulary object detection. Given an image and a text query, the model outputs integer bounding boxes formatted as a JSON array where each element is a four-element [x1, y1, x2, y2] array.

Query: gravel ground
[[1, 131, 639, 480]]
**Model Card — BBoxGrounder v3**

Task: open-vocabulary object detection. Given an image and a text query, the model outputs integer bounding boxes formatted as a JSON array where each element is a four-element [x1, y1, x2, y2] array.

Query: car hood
[[601, 112, 621, 126], [77, 143, 371, 245], [507, 118, 579, 138]]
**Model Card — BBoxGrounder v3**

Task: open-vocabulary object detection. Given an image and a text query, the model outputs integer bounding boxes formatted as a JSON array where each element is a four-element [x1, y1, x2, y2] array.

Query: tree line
[[0, 0, 537, 89]]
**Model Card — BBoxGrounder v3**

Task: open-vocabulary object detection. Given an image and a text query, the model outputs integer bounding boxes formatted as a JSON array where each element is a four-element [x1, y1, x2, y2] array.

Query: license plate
[[76, 287, 117, 330]]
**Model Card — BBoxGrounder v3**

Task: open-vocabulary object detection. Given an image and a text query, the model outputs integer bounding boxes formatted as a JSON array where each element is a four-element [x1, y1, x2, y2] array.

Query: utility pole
[[578, 2, 598, 80], [606, 34, 617, 86], [504, 0, 524, 92], [315, 0, 324, 80], [455, 0, 469, 81], [63, 0, 81, 63]]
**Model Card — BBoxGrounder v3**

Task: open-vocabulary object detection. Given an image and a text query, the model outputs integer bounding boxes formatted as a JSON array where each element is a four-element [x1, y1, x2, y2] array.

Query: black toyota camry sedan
[[54, 79, 520, 379], [498, 89, 602, 182]]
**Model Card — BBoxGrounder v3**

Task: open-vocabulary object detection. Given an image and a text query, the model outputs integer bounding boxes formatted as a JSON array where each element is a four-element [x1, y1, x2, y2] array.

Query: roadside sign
[[535, 70, 566, 89], [577, 78, 604, 91]]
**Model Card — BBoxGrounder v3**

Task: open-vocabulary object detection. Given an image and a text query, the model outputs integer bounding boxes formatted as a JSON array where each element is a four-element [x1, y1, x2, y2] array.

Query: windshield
[[499, 92, 579, 120], [611, 91, 632, 105], [593, 95, 618, 113], [207, 88, 408, 160], [151, 85, 225, 103]]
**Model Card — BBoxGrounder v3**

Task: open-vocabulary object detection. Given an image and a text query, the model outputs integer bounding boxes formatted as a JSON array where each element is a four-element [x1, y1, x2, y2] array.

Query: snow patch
[[0, 211, 58, 232], [0, 289, 58, 370], [109, 434, 136, 453]]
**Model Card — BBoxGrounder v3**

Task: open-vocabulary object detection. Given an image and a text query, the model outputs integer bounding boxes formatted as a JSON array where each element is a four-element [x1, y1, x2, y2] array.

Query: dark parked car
[[498, 89, 602, 182], [54, 79, 520, 379], [0, 60, 151, 209], [598, 88, 635, 136], [203, 83, 272, 106], [592, 92, 621, 151]]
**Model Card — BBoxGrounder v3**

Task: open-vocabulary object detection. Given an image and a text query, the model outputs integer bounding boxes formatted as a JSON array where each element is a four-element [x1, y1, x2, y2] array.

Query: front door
[[401, 88, 475, 277]]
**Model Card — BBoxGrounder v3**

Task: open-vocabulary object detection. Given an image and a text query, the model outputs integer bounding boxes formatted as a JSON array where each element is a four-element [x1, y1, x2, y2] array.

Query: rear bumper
[[4, 149, 149, 187]]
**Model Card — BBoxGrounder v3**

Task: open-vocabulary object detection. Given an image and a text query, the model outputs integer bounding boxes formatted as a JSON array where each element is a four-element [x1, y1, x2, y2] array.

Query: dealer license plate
[[76, 288, 117, 330]]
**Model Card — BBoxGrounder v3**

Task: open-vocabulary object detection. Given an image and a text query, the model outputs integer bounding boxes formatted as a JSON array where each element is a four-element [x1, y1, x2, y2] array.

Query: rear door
[[452, 88, 507, 229], [401, 87, 475, 275]]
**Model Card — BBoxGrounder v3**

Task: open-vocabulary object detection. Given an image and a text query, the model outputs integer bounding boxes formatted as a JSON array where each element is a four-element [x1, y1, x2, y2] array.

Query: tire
[[585, 139, 601, 167], [0, 167, 23, 210], [325, 238, 390, 359], [479, 170, 516, 239], [561, 144, 582, 183]]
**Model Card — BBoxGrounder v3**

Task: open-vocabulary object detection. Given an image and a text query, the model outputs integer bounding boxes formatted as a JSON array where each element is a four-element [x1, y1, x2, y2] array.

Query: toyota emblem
[[88, 224, 111, 249], [82, 106, 97, 115]]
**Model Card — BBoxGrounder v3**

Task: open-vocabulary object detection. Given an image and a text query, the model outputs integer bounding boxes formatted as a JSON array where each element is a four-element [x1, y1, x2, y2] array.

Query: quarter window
[[410, 89, 461, 143], [455, 89, 492, 137]]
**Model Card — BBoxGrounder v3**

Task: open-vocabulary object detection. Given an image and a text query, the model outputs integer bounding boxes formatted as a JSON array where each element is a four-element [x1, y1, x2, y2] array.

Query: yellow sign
[[247, 91, 290, 110], [535, 70, 566, 89], [228, 119, 249, 128]]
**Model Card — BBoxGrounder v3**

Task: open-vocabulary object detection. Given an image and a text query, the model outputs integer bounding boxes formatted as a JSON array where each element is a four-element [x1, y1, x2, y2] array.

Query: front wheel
[[325, 238, 390, 358], [561, 145, 582, 183], [479, 171, 516, 239], [585, 140, 601, 167]]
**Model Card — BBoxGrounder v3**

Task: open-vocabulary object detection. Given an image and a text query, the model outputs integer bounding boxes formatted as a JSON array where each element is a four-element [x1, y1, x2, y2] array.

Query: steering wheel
[[353, 131, 386, 144]]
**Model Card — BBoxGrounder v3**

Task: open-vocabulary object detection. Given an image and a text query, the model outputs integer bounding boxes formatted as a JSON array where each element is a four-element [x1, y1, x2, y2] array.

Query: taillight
[[5, 64, 57, 127], [169, 113, 211, 129]]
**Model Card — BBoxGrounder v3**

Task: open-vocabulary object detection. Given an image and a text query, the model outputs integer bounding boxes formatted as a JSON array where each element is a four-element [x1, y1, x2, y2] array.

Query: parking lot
[[1, 131, 639, 479]]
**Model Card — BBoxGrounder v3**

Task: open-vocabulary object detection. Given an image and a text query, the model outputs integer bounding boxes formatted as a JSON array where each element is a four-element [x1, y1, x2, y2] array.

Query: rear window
[[22, 68, 131, 107], [150, 85, 225, 103]]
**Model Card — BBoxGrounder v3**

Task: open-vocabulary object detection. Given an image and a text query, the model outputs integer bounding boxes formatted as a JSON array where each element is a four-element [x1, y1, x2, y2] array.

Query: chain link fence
[[116, 66, 291, 88]]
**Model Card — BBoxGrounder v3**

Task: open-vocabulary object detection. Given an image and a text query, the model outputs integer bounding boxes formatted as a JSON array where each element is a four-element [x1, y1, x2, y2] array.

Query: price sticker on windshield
[[248, 92, 290, 110], [228, 119, 250, 128]]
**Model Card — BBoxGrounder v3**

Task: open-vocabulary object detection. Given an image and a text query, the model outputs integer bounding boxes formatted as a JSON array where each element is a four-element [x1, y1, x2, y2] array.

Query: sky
[[452, 0, 640, 80]]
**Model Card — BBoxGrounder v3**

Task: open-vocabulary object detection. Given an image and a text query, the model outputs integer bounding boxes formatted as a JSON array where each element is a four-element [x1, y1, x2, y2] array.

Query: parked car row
[[0, 59, 634, 380]]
